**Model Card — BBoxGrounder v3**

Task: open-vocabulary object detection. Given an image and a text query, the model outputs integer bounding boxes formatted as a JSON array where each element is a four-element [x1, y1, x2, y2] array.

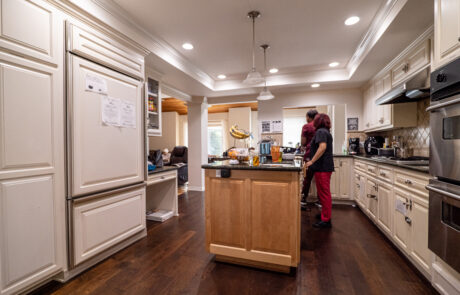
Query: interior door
[[69, 55, 144, 196]]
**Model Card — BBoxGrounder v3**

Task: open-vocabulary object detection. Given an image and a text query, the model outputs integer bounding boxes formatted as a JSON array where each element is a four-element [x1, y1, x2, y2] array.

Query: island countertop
[[202, 160, 302, 172]]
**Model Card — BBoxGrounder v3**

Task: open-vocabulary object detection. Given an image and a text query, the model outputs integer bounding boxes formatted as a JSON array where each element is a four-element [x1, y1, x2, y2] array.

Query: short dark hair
[[313, 113, 331, 130], [306, 109, 318, 120]]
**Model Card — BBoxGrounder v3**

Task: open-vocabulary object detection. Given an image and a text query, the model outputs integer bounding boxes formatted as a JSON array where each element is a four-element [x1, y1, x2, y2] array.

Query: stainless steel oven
[[426, 179, 460, 273], [427, 56, 460, 273]]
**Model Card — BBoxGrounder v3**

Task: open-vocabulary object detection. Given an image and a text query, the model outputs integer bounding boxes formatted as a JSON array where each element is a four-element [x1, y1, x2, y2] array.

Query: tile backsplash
[[347, 98, 430, 157], [371, 98, 430, 157]]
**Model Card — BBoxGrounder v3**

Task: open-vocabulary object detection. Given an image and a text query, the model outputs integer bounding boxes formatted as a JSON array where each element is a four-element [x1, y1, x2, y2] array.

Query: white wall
[[258, 88, 363, 131], [251, 111, 258, 147], [149, 112, 179, 151], [228, 107, 251, 148], [178, 114, 188, 147]]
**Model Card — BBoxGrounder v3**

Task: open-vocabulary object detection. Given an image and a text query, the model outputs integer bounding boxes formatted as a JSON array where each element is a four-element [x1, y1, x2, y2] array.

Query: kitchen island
[[202, 161, 302, 273]]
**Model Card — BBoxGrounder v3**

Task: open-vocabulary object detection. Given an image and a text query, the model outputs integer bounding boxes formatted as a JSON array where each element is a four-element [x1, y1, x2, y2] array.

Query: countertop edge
[[353, 155, 429, 174]]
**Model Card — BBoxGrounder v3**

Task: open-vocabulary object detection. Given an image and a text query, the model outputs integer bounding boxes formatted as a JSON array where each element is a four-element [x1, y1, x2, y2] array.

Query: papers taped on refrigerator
[[101, 96, 136, 128]]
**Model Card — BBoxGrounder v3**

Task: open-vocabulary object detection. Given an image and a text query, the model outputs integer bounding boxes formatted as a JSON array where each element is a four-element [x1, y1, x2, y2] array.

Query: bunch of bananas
[[229, 125, 250, 139]]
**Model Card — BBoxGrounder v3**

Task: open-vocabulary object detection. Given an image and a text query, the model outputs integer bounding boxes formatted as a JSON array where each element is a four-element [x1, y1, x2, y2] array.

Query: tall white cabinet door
[[339, 159, 350, 199], [0, 51, 65, 294], [434, 0, 460, 68], [393, 189, 411, 253], [377, 181, 392, 235], [0, 0, 62, 65], [69, 55, 144, 196]]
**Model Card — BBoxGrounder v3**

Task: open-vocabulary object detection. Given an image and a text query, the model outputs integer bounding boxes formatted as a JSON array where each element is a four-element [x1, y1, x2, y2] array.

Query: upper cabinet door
[[0, 0, 62, 65], [434, 0, 460, 69], [69, 55, 144, 197], [67, 22, 145, 80], [406, 40, 430, 75]]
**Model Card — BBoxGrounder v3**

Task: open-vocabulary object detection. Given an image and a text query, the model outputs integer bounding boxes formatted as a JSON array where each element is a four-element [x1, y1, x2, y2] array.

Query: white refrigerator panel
[[69, 55, 144, 197]]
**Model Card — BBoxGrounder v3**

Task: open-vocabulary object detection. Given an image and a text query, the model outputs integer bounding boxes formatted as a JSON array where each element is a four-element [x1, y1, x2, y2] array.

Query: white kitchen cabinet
[[331, 158, 352, 200], [354, 172, 366, 209], [0, 48, 65, 294], [391, 40, 430, 87], [146, 77, 162, 136], [72, 187, 146, 265], [434, 0, 460, 69], [409, 194, 432, 275], [366, 177, 378, 221], [0, 0, 62, 65], [377, 180, 393, 236], [393, 188, 411, 253]]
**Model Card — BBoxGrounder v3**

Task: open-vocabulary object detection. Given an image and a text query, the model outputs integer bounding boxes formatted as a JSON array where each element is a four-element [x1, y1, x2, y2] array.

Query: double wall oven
[[427, 57, 460, 273]]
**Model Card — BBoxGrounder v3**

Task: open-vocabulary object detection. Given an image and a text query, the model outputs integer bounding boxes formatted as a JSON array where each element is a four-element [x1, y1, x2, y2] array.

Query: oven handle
[[426, 184, 460, 201], [426, 97, 460, 112]]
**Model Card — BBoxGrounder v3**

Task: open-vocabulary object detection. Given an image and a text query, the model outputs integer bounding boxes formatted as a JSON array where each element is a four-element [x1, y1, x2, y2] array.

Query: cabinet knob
[[405, 216, 412, 225]]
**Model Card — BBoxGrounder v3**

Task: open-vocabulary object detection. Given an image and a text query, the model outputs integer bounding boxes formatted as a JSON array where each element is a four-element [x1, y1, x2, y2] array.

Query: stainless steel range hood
[[376, 68, 430, 105]]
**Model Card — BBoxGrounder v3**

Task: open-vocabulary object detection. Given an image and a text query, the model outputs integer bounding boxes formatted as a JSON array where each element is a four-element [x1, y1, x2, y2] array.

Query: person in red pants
[[304, 113, 334, 228]]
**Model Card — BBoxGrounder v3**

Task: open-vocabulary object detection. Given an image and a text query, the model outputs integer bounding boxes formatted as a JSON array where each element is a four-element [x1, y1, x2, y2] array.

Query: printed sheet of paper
[[260, 121, 271, 133], [86, 74, 108, 94], [271, 120, 283, 133], [120, 99, 136, 128], [101, 96, 121, 126], [395, 198, 407, 215]]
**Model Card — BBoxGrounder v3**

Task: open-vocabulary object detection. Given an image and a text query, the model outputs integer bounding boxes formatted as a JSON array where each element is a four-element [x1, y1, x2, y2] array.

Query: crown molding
[[346, 0, 408, 79], [161, 83, 192, 102], [58, 0, 410, 95]]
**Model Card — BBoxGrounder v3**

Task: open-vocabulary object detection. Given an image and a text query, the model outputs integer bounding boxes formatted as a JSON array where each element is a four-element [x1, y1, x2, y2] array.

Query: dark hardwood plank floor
[[32, 191, 437, 295]]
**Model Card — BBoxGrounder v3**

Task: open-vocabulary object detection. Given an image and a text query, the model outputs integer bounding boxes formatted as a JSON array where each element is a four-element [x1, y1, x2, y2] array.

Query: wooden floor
[[33, 191, 436, 295]]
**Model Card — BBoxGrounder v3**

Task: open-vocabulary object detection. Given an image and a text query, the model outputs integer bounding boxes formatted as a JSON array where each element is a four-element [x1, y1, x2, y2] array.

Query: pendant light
[[257, 44, 274, 100], [243, 11, 265, 85]]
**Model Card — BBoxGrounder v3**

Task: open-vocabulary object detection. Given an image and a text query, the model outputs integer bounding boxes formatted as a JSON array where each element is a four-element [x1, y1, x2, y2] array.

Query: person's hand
[[306, 161, 313, 168]]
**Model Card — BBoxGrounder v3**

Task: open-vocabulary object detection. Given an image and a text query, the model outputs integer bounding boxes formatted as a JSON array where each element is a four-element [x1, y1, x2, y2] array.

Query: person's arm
[[305, 142, 326, 168], [301, 135, 307, 146]]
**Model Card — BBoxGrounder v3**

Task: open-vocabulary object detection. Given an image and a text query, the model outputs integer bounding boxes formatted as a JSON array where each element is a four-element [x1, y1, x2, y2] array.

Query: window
[[208, 122, 224, 156], [283, 117, 306, 147]]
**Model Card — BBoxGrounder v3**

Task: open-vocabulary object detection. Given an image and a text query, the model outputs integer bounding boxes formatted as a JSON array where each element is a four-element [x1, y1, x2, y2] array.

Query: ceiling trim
[[161, 83, 192, 101], [83, 0, 410, 94], [346, 0, 408, 78]]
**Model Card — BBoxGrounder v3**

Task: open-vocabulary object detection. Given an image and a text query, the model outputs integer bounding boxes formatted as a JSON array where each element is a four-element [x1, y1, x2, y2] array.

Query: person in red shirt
[[301, 109, 318, 203]]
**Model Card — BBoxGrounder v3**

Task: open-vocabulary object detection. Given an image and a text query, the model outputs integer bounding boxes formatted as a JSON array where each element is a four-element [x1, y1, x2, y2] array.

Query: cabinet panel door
[[0, 0, 61, 65], [366, 178, 378, 220], [377, 182, 392, 235], [0, 176, 60, 293], [339, 160, 350, 199], [73, 187, 146, 265], [354, 173, 362, 206], [251, 180, 295, 256], [69, 55, 144, 196], [330, 166, 338, 199], [410, 197, 432, 274], [383, 73, 392, 94], [359, 174, 366, 209], [391, 60, 408, 87], [393, 189, 410, 253], [435, 0, 460, 64], [208, 178, 246, 249], [407, 40, 430, 75]]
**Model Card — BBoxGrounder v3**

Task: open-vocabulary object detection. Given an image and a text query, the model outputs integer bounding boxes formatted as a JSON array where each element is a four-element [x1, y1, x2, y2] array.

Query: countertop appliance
[[376, 67, 430, 105], [364, 136, 384, 155], [348, 138, 360, 155], [66, 22, 145, 267], [377, 148, 395, 157], [426, 56, 460, 273]]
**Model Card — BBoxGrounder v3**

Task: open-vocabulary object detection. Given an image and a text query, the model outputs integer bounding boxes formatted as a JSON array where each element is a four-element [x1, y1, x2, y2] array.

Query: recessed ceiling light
[[329, 62, 339, 68], [269, 68, 279, 74], [182, 43, 194, 50], [311, 83, 320, 88], [217, 74, 226, 79], [345, 16, 360, 26]]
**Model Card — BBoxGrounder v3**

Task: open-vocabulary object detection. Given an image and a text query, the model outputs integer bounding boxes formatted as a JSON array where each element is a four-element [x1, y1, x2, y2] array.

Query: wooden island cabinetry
[[203, 166, 301, 273]]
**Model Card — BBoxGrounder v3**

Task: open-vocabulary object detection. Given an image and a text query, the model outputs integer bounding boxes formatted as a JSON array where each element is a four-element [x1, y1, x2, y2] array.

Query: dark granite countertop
[[148, 165, 179, 175], [333, 154, 354, 158], [353, 155, 429, 174], [202, 160, 302, 172]]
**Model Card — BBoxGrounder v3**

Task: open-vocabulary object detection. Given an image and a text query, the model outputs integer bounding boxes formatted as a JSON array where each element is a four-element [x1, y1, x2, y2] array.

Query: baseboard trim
[[188, 186, 204, 191]]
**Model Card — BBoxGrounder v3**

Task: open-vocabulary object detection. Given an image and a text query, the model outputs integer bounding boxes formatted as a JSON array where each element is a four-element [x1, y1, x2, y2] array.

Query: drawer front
[[355, 161, 367, 172], [147, 170, 177, 185], [394, 170, 429, 197], [377, 165, 394, 183], [73, 187, 146, 265], [67, 22, 144, 79], [366, 163, 378, 176]]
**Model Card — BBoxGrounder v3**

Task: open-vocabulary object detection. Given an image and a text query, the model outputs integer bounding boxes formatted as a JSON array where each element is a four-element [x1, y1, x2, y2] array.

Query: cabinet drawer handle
[[357, 184, 360, 188], [405, 179, 412, 185], [380, 172, 386, 177], [405, 216, 412, 225]]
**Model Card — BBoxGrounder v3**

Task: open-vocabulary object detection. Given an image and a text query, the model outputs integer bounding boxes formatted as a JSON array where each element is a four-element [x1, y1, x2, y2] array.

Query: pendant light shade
[[257, 44, 275, 100], [243, 11, 265, 85], [257, 87, 274, 100]]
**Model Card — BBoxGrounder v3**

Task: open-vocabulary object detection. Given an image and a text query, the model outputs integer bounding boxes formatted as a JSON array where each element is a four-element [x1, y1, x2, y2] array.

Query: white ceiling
[[106, 0, 433, 97]]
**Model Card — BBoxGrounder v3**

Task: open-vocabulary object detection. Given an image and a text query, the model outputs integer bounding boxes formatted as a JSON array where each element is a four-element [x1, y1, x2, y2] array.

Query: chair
[[168, 146, 188, 185]]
